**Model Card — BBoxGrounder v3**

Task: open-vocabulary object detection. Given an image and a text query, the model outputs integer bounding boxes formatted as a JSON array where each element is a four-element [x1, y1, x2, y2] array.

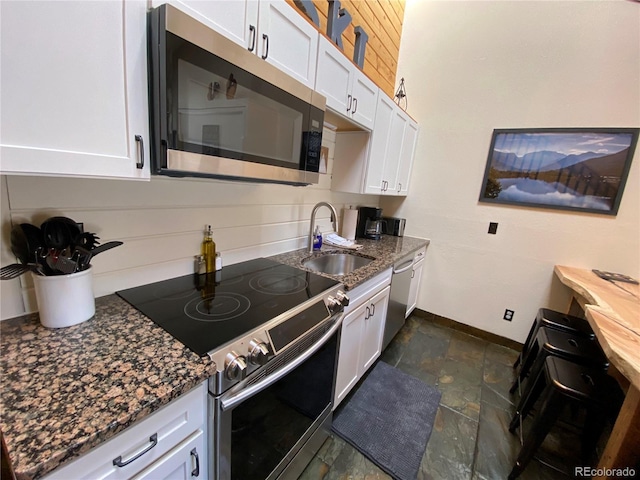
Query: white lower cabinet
[[42, 383, 207, 480], [406, 247, 426, 317], [334, 270, 392, 408], [132, 430, 204, 480]]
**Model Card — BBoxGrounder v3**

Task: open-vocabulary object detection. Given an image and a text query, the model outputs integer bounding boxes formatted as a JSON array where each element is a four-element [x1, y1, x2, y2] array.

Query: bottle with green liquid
[[201, 225, 216, 274]]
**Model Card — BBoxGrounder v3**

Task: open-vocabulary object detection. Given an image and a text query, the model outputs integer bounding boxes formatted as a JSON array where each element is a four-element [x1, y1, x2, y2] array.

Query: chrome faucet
[[308, 202, 339, 253]]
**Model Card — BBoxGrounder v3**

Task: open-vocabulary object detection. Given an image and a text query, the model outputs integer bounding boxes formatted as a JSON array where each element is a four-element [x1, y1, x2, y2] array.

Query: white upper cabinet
[[332, 93, 419, 197], [156, 0, 259, 48], [0, 0, 149, 179], [160, 0, 317, 89], [315, 36, 377, 130], [396, 118, 419, 196], [257, 0, 318, 88]]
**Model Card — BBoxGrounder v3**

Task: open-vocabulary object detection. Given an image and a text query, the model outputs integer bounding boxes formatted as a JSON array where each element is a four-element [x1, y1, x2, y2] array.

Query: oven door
[[212, 315, 342, 480]]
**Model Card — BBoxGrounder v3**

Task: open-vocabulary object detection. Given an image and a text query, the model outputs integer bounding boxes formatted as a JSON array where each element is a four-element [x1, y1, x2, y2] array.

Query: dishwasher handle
[[393, 259, 414, 274]]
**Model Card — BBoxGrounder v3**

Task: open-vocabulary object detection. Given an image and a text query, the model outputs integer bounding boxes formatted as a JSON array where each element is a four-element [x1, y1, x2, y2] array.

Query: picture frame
[[479, 128, 639, 215]]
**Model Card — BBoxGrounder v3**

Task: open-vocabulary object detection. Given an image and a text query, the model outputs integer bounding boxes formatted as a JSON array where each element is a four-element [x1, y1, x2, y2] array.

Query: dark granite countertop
[[0, 295, 216, 480], [269, 235, 430, 290], [0, 235, 428, 479]]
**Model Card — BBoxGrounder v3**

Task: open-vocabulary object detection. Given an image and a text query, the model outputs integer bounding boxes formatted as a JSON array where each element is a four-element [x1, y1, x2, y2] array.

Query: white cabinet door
[[382, 107, 408, 194], [359, 286, 391, 373], [334, 303, 365, 407], [315, 36, 376, 129], [316, 36, 353, 116], [396, 117, 419, 196], [132, 430, 206, 480], [0, 0, 149, 179], [258, 0, 318, 88], [364, 94, 395, 194], [350, 70, 378, 130], [156, 0, 259, 49], [407, 258, 424, 318]]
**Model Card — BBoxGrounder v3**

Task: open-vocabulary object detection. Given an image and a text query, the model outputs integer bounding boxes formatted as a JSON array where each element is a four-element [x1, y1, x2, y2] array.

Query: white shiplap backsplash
[[0, 128, 379, 320]]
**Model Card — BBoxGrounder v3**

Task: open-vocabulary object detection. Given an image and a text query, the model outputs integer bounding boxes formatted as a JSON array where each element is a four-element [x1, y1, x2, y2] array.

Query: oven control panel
[[209, 287, 348, 395]]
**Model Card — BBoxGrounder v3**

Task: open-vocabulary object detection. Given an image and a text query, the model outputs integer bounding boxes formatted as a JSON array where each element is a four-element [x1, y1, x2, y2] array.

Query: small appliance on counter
[[356, 206, 383, 240], [381, 216, 406, 237]]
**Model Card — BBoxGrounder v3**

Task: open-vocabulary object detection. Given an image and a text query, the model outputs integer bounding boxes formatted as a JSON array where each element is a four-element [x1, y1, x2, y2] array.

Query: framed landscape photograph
[[479, 128, 639, 215]]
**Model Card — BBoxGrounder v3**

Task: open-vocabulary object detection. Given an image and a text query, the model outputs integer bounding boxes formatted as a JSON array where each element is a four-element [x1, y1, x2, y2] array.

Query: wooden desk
[[554, 266, 640, 477]]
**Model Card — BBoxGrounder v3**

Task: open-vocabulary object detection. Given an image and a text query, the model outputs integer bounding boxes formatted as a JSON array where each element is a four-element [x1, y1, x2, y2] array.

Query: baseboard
[[411, 308, 523, 351]]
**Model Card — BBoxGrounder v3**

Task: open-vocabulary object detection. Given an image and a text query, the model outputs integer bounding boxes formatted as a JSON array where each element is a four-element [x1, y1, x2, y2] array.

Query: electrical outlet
[[503, 309, 514, 321], [488, 222, 498, 234]]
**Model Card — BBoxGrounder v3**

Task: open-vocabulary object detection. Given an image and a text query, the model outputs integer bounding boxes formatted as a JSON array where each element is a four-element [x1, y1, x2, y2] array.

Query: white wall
[[381, 0, 640, 342], [0, 128, 379, 319]]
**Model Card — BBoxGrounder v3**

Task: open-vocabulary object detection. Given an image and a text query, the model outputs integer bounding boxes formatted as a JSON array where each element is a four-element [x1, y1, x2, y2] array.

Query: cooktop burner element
[[117, 258, 339, 357]]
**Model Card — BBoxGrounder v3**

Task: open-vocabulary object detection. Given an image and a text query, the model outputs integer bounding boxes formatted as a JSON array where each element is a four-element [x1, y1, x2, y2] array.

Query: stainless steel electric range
[[117, 257, 349, 480]]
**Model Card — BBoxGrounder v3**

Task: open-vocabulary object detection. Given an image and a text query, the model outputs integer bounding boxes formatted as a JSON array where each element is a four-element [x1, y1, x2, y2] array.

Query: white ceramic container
[[32, 267, 95, 328]]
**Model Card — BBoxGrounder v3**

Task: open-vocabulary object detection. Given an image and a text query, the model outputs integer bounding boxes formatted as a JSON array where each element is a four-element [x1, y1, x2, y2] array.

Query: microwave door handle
[[220, 314, 343, 411], [261, 33, 269, 60]]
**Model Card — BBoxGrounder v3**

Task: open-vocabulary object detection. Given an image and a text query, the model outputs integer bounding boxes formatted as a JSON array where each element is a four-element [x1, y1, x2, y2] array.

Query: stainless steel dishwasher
[[382, 253, 415, 350]]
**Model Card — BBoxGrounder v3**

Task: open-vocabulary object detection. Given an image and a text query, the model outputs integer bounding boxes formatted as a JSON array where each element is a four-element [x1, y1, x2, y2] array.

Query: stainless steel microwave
[[148, 4, 326, 186]]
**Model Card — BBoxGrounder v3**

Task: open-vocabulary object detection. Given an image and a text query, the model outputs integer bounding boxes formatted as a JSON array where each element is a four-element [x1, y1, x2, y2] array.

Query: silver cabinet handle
[[347, 94, 352, 113], [397, 182, 402, 193], [190, 448, 200, 477], [113, 433, 157, 467], [394, 259, 414, 274], [352, 97, 358, 114], [370, 302, 375, 316], [365, 305, 370, 320], [135, 135, 144, 169], [261, 33, 269, 59], [248, 25, 256, 52]]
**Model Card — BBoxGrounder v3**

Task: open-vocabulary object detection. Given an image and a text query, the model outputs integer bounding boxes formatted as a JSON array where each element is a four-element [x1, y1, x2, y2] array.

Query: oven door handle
[[220, 314, 344, 412]]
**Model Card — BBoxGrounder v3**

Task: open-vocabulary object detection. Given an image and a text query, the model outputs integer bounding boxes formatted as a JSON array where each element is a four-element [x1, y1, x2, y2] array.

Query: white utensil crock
[[32, 267, 95, 328]]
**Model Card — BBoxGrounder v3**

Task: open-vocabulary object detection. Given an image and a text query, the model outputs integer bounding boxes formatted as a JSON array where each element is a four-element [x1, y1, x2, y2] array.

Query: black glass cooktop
[[116, 258, 338, 356]]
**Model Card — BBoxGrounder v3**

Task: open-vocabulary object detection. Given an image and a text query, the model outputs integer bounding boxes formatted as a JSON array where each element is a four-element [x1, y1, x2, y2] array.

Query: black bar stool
[[509, 326, 608, 395], [513, 308, 594, 370], [508, 356, 622, 479]]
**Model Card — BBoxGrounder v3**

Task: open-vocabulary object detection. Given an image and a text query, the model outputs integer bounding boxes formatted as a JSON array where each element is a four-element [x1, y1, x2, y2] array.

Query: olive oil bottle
[[201, 225, 216, 274]]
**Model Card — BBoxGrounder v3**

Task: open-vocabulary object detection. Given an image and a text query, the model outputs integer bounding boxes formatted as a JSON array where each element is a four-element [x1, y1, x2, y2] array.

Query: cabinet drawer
[[413, 246, 427, 262], [42, 383, 206, 480]]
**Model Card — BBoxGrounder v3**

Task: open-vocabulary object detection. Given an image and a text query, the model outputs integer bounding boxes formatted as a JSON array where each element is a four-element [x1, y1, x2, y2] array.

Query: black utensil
[[10, 225, 30, 264], [20, 223, 44, 261], [90, 241, 123, 256], [75, 231, 100, 250], [41, 216, 82, 250]]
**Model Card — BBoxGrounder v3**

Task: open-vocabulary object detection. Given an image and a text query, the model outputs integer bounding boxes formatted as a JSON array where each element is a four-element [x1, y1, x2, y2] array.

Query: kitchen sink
[[302, 253, 374, 276]]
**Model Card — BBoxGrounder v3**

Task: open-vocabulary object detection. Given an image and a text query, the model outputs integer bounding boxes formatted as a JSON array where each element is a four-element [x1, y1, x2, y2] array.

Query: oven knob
[[224, 351, 247, 381], [248, 340, 270, 366], [326, 296, 341, 314], [336, 290, 350, 307]]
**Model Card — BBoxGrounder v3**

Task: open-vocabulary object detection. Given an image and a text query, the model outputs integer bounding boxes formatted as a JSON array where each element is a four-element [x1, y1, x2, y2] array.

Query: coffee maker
[[356, 207, 383, 240]]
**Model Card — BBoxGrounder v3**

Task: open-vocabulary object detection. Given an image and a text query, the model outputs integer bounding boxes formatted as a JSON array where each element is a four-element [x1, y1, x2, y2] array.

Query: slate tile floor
[[299, 314, 578, 480]]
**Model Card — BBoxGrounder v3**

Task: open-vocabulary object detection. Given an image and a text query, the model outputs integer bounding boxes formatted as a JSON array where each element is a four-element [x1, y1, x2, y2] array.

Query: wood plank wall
[[286, 0, 405, 99]]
